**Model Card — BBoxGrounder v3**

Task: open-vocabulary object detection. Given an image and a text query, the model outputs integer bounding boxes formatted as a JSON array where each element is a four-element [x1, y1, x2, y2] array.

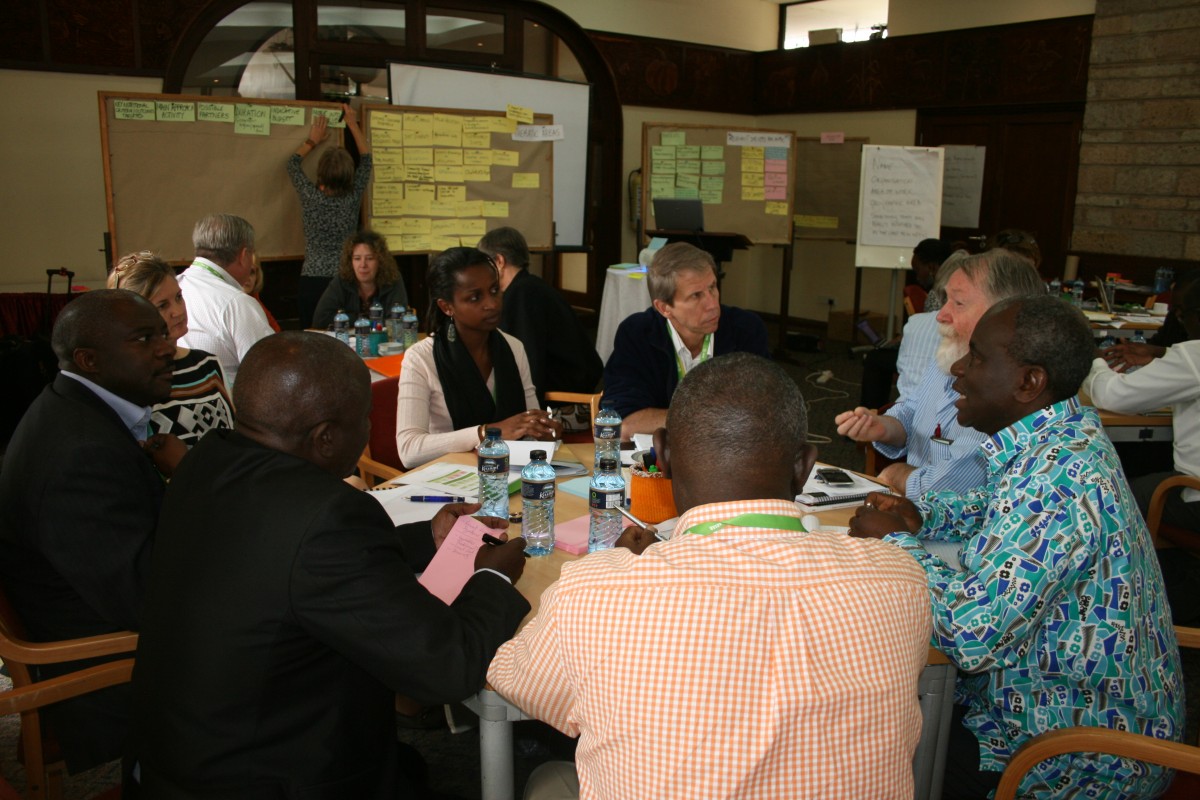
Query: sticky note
[[371, 112, 403, 131], [402, 234, 432, 252], [661, 131, 686, 146], [372, 128, 404, 147], [699, 189, 723, 204], [464, 149, 492, 165], [434, 149, 463, 166], [742, 186, 765, 201], [406, 183, 436, 202], [795, 215, 840, 229], [400, 217, 432, 234], [269, 105, 305, 126], [403, 113, 433, 145], [765, 201, 788, 215], [311, 108, 345, 128], [463, 165, 492, 182], [676, 145, 700, 160], [463, 131, 491, 148], [430, 201, 457, 217], [491, 149, 519, 167], [156, 101, 195, 122], [701, 145, 723, 160], [651, 145, 676, 160], [506, 104, 534, 124], [435, 165, 465, 183], [700, 177, 724, 191], [651, 159, 676, 175], [764, 186, 787, 200], [482, 201, 509, 217], [374, 149, 404, 166], [405, 147, 434, 165], [196, 102, 234, 123], [702, 161, 726, 176], [512, 173, 540, 189], [114, 99, 156, 121], [234, 104, 269, 135], [456, 200, 483, 217], [437, 185, 466, 202], [406, 165, 435, 182], [741, 172, 764, 188], [675, 173, 700, 190]]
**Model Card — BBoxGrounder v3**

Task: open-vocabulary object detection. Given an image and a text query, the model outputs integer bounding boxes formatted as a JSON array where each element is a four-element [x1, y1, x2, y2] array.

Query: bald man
[[133, 332, 530, 799], [490, 353, 931, 799], [0, 288, 174, 771]]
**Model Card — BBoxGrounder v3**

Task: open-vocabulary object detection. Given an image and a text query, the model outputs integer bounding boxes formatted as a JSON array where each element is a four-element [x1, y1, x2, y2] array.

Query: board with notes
[[363, 105, 554, 254], [99, 92, 347, 263], [641, 123, 795, 245]]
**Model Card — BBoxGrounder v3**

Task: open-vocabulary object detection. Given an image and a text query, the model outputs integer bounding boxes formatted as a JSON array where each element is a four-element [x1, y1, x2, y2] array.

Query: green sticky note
[[700, 189, 723, 204], [700, 176, 724, 191], [650, 175, 675, 194], [312, 108, 346, 128], [234, 104, 270, 136], [676, 145, 700, 160], [155, 101, 195, 122], [651, 158, 676, 175], [651, 145, 676, 160], [702, 161, 726, 176], [197, 102, 235, 123], [270, 105, 306, 126], [701, 145, 724, 160], [113, 99, 156, 121], [676, 160, 701, 175], [675, 187, 699, 199], [661, 131, 686, 146], [675, 173, 700, 190]]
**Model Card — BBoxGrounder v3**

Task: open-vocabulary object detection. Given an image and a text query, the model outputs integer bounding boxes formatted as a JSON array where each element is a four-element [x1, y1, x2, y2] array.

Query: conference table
[[420, 444, 956, 800]]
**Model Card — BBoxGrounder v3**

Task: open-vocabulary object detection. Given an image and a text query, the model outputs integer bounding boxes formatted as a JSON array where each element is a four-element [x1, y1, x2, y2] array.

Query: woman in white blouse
[[396, 247, 561, 468]]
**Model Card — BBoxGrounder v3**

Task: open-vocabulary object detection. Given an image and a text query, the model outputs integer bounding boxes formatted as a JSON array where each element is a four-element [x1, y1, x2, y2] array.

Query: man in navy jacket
[[602, 242, 769, 437]]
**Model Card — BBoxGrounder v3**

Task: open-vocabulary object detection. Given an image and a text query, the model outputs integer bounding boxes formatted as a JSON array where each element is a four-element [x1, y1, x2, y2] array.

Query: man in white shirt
[[178, 213, 274, 385]]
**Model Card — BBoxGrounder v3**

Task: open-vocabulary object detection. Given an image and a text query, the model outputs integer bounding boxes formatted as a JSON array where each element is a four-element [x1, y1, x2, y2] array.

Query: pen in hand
[[482, 533, 505, 547]]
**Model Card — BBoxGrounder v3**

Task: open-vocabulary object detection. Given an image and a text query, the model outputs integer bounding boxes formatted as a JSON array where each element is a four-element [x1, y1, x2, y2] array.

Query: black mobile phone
[[816, 468, 855, 486]]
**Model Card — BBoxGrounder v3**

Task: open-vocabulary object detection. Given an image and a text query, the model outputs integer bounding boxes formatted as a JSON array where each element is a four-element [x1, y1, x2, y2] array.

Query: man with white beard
[[835, 249, 1044, 496]]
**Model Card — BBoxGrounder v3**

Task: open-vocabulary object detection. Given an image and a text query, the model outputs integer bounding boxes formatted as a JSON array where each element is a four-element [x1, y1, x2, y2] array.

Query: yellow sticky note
[[765, 201, 788, 215], [433, 113, 463, 147], [371, 217, 405, 237], [406, 199, 432, 216], [373, 182, 404, 203], [741, 173, 764, 188], [490, 116, 518, 134], [795, 214, 840, 229], [457, 200, 483, 217], [406, 183, 436, 202], [463, 165, 492, 182], [431, 219, 460, 237], [196, 102, 234, 123], [463, 117, 493, 134], [375, 163, 405, 182], [432, 236, 462, 251], [430, 201, 458, 217], [234, 104, 270, 135], [491, 149, 519, 167], [512, 173, 540, 189], [374, 149, 404, 166], [464, 149, 492, 166], [743, 146, 765, 159], [156, 101, 195, 122], [741, 186, 765, 201], [403, 113, 433, 146], [741, 157, 765, 173], [437, 185, 466, 202], [371, 112, 403, 131], [405, 147, 434, 165], [435, 165, 465, 183], [458, 219, 486, 236], [402, 234, 432, 252], [463, 132, 490, 148], [482, 201, 509, 217], [661, 131, 686, 146], [400, 217, 432, 234], [373, 127, 404, 147], [114, 99, 157, 121], [506, 104, 534, 124], [269, 105, 304, 125], [434, 149, 464, 166], [406, 165, 435, 182]]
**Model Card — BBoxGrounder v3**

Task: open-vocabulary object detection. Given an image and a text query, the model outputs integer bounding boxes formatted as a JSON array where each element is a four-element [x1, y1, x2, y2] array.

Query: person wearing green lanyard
[[601, 242, 770, 438], [177, 213, 274, 386], [489, 353, 932, 800]]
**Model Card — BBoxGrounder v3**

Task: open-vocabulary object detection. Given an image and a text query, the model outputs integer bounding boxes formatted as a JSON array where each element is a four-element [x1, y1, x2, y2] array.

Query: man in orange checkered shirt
[[488, 353, 933, 799]]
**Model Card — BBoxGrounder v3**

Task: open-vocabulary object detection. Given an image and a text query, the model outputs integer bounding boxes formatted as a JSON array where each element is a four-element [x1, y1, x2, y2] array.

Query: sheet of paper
[[505, 440, 560, 467], [234, 104, 270, 135], [553, 515, 591, 555], [269, 106, 305, 126], [311, 108, 345, 128], [367, 482, 446, 527], [395, 462, 481, 496], [156, 101, 195, 122], [512, 173, 540, 189], [114, 99, 156, 120], [506, 104, 535, 124], [196, 102, 234, 123], [661, 131, 686, 146], [418, 515, 495, 604]]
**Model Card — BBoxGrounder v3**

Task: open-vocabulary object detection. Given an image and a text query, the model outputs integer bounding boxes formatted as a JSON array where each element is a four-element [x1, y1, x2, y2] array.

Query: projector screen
[[389, 63, 591, 248]]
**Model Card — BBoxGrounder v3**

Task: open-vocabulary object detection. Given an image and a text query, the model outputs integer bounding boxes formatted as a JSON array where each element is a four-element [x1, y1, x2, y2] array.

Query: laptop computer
[[652, 198, 704, 232]]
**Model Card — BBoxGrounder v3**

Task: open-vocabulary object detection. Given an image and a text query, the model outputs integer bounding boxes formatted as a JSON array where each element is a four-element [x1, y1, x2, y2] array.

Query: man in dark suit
[[478, 226, 603, 401], [132, 331, 531, 799], [0, 288, 175, 771]]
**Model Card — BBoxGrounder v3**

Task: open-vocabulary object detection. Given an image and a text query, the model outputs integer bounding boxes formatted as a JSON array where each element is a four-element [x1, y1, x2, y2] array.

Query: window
[[181, 2, 295, 97], [780, 0, 887, 49]]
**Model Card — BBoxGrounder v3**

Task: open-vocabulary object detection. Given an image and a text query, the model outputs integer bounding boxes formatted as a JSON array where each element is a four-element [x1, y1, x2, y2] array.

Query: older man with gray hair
[[836, 248, 1045, 497], [601, 242, 769, 437], [178, 213, 274, 385]]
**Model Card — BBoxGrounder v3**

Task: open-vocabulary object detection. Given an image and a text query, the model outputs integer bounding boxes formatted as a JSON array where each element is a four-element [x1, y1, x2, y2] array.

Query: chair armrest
[[995, 727, 1200, 800], [1147, 474, 1200, 544], [0, 658, 135, 716], [544, 392, 601, 430], [0, 630, 138, 666], [358, 452, 403, 488]]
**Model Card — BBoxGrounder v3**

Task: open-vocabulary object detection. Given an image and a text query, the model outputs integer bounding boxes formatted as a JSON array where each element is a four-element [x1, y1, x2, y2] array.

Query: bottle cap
[[486, 427, 501, 437], [530, 449, 546, 460], [599, 457, 618, 470]]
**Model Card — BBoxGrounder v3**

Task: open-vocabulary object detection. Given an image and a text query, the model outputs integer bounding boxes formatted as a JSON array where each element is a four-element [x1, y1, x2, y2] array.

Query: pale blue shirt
[[60, 370, 153, 441], [895, 312, 940, 403], [876, 357, 987, 496]]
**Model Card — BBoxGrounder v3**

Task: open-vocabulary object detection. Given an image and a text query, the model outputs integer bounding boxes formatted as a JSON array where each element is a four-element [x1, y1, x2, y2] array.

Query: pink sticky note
[[764, 186, 788, 200], [418, 515, 494, 604], [764, 159, 789, 173], [820, 131, 845, 144], [553, 515, 634, 556], [764, 171, 788, 187]]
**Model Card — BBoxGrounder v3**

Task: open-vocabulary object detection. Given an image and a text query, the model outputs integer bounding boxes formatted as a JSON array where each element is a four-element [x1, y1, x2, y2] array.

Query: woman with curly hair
[[312, 230, 408, 329]]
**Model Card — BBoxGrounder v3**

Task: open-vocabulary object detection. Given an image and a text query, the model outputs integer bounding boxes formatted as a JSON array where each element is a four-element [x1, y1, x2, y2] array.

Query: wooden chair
[[0, 585, 137, 800], [994, 624, 1200, 800], [358, 375, 404, 487], [544, 391, 602, 444], [1147, 474, 1200, 551]]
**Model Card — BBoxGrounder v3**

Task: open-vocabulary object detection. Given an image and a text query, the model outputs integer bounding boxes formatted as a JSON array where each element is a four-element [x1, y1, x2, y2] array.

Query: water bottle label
[[594, 424, 618, 440], [521, 481, 555, 500], [589, 488, 624, 509], [479, 456, 508, 474]]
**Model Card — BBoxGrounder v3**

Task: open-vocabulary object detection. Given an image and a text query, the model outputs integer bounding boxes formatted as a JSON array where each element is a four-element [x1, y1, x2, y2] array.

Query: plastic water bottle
[[402, 308, 419, 349], [1071, 280, 1084, 307], [369, 298, 384, 330], [332, 309, 351, 347], [588, 457, 625, 552], [354, 312, 372, 357], [593, 404, 622, 470], [1049, 277, 1061, 297], [477, 428, 510, 519], [521, 449, 556, 556], [387, 302, 405, 344]]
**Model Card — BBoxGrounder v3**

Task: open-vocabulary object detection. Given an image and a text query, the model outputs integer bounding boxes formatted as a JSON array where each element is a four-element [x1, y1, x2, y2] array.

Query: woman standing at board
[[288, 102, 372, 328], [395, 247, 559, 468]]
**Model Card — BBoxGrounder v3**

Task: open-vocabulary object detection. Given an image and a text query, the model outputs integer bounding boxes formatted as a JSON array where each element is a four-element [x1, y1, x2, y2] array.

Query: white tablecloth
[[595, 265, 652, 363]]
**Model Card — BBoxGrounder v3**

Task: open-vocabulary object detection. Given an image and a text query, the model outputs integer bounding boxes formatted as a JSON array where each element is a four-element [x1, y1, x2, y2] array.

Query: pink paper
[[553, 515, 634, 556], [764, 186, 788, 200], [764, 172, 788, 187], [764, 159, 789, 173], [418, 515, 495, 604], [820, 131, 845, 144]]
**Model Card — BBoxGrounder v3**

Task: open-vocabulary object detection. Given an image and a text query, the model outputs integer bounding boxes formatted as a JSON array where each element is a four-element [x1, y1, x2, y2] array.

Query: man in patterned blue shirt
[[851, 295, 1183, 800]]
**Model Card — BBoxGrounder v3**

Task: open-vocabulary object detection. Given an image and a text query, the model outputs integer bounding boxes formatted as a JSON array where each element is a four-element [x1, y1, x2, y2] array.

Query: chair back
[[545, 391, 602, 444], [368, 376, 402, 471], [0, 583, 35, 688]]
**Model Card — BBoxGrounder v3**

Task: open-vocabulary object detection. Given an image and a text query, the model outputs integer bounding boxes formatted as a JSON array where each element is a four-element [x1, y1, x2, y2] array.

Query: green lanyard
[[193, 260, 235, 287], [672, 323, 714, 382], [683, 513, 807, 537]]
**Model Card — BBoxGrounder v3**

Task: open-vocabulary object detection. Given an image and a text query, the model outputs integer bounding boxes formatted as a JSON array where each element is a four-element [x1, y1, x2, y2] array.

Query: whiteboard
[[941, 145, 986, 228], [389, 63, 590, 247], [855, 145, 945, 270]]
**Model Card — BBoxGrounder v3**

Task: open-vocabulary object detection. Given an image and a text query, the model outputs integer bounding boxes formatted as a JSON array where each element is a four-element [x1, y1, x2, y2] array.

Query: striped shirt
[[488, 499, 932, 799]]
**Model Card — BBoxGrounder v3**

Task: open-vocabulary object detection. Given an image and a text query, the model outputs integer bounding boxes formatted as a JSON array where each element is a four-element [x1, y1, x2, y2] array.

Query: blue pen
[[406, 495, 468, 503]]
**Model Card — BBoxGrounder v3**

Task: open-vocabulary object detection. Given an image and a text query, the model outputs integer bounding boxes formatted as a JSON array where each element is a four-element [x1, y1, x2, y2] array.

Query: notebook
[[795, 467, 891, 511]]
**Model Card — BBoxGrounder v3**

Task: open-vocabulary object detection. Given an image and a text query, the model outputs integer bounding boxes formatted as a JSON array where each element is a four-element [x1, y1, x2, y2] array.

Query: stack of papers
[[795, 468, 891, 511]]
